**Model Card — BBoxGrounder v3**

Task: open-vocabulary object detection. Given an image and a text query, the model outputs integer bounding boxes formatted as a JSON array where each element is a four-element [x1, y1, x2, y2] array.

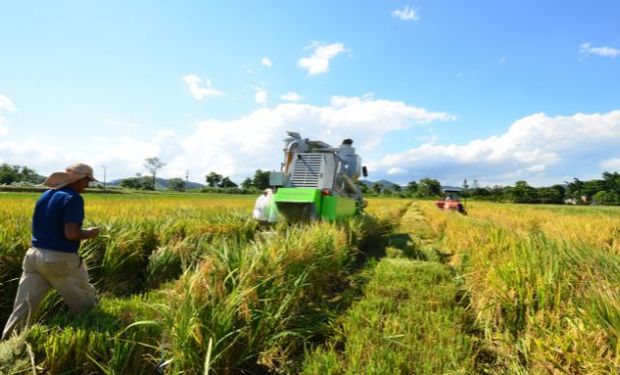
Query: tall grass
[[419, 201, 620, 374], [302, 202, 487, 374], [302, 257, 478, 375], [0, 193, 405, 373]]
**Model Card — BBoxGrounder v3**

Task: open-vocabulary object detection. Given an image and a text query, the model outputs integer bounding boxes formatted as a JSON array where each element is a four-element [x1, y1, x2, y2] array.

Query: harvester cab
[[436, 189, 467, 214], [267, 131, 368, 222]]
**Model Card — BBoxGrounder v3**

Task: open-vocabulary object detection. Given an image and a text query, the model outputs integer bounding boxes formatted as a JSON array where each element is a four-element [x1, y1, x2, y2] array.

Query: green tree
[[537, 186, 563, 204], [405, 180, 418, 196], [252, 170, 270, 190], [565, 178, 584, 199], [471, 187, 491, 197], [602, 171, 620, 194], [550, 184, 566, 198], [417, 178, 442, 197], [511, 180, 538, 203], [462, 179, 470, 198], [0, 164, 42, 185], [240, 177, 254, 190], [144, 157, 165, 190], [0, 164, 21, 184], [119, 176, 152, 190], [168, 178, 186, 192], [582, 179, 605, 197], [219, 177, 238, 188], [206, 172, 223, 187], [372, 182, 383, 195]]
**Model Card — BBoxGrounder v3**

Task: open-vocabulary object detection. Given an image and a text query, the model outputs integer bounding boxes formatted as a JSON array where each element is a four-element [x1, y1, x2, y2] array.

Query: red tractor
[[436, 189, 467, 214]]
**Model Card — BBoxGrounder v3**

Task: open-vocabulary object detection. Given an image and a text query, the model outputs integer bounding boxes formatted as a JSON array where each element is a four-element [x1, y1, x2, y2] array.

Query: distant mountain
[[360, 179, 402, 189], [108, 177, 204, 190]]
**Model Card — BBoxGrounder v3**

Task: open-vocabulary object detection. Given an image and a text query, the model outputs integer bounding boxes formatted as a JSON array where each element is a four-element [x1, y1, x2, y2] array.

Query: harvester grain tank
[[268, 131, 368, 221]]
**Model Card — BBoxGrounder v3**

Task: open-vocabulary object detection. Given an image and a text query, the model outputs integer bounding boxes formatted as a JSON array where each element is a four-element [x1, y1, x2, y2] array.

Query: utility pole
[[185, 170, 189, 183], [102, 165, 107, 189]]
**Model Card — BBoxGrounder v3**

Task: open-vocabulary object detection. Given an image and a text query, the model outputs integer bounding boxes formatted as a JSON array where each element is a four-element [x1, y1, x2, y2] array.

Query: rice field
[[0, 193, 405, 374], [0, 193, 618, 374], [418, 201, 620, 374]]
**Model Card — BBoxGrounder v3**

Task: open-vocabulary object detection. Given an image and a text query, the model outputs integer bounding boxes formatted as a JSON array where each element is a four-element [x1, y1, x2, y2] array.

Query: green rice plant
[[0, 294, 163, 375], [0, 192, 412, 373], [159, 222, 358, 374], [418, 201, 620, 374], [302, 258, 478, 375]]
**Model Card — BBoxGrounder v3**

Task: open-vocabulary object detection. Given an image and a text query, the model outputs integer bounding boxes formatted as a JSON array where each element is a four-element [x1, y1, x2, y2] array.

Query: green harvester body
[[273, 188, 357, 221]]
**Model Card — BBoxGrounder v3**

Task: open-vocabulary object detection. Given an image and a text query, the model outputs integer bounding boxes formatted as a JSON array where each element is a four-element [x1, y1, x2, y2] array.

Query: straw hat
[[44, 163, 98, 190]]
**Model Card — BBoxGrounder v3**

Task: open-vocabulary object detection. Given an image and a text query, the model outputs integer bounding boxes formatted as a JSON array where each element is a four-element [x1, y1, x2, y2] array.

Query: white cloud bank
[[1, 96, 618, 187], [0, 96, 451, 180], [298, 42, 347, 75], [372, 111, 620, 185], [579, 43, 619, 58], [392, 5, 419, 21], [601, 158, 620, 170], [181, 75, 223, 101], [0, 95, 16, 112]]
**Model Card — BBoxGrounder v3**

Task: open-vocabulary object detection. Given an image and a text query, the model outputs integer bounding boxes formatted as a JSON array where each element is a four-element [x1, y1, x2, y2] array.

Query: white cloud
[[255, 88, 268, 104], [373, 111, 620, 185], [601, 158, 620, 170], [297, 42, 347, 75], [4, 92, 617, 188], [392, 5, 419, 21], [181, 75, 223, 101], [387, 167, 406, 175], [579, 43, 619, 58], [261, 57, 272, 67], [0, 95, 451, 181], [280, 92, 302, 102], [0, 95, 16, 112]]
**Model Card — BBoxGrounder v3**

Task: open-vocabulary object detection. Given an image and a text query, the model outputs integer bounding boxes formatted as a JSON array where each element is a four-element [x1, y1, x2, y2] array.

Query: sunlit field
[[1, 193, 618, 374], [0, 193, 406, 374], [419, 201, 620, 374]]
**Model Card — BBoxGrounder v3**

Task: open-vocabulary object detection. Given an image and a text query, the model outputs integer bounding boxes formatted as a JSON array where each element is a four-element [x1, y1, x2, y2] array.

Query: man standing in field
[[2, 163, 100, 340]]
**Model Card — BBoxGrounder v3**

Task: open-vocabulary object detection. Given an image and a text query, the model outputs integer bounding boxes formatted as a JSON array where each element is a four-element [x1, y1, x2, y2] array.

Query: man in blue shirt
[[2, 163, 100, 340]]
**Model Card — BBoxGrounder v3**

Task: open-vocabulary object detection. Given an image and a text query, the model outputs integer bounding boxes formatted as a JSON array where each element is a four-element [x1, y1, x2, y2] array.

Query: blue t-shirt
[[31, 187, 84, 253]]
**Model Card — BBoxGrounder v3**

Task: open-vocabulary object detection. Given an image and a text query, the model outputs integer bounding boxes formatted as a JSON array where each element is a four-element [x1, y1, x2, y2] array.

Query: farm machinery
[[435, 189, 467, 214], [266, 131, 368, 222]]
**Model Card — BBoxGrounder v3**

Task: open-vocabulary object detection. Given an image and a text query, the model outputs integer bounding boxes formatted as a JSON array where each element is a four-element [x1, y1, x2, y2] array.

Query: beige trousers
[[2, 247, 96, 340]]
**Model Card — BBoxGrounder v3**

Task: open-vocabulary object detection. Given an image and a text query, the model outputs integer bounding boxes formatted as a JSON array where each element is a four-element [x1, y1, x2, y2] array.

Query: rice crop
[[302, 203, 481, 374], [3, 192, 616, 374], [419, 201, 620, 374], [0, 193, 406, 373]]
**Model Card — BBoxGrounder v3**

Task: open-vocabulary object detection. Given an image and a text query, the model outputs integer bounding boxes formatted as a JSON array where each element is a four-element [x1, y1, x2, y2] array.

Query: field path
[[302, 202, 490, 374]]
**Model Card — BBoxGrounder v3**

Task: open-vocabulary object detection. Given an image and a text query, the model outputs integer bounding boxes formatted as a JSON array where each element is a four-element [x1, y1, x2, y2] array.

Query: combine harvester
[[267, 131, 368, 222], [435, 189, 467, 214]]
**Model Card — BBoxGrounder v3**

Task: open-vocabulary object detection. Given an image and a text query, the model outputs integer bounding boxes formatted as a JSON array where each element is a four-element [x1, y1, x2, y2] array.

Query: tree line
[[372, 173, 620, 205], [2, 159, 619, 205], [0, 164, 44, 185]]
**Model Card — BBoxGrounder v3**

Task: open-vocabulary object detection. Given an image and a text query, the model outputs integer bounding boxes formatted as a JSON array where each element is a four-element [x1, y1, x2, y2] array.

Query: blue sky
[[1, 1, 619, 186]]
